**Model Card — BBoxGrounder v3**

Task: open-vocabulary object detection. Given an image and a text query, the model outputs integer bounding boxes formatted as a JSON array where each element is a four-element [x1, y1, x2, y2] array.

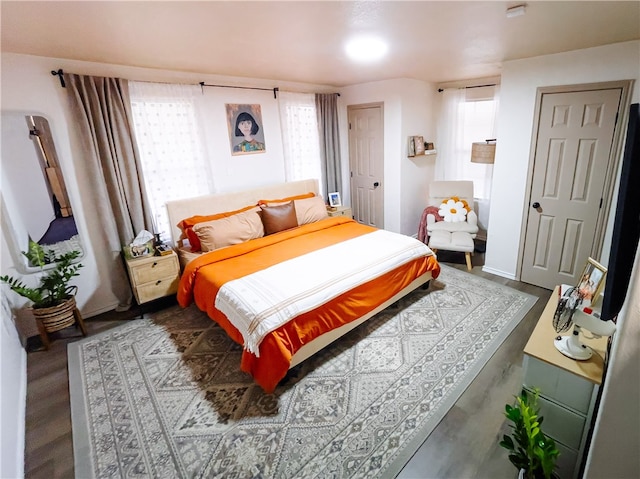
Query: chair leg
[[465, 252, 473, 271]]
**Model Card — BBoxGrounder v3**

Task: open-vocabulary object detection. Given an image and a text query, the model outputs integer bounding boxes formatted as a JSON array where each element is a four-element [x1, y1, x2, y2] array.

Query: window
[[461, 95, 498, 199], [436, 85, 499, 230], [128, 82, 213, 242], [278, 92, 323, 196], [436, 85, 499, 199]]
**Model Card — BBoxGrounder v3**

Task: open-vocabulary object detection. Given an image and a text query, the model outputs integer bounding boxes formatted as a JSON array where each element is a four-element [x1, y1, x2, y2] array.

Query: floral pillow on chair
[[438, 196, 471, 222]]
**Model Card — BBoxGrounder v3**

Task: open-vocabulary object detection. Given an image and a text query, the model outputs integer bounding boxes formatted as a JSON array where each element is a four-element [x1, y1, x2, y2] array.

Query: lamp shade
[[471, 141, 496, 164]]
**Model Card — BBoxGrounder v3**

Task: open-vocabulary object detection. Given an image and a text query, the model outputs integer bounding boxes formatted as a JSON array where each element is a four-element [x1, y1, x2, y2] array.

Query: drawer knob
[[155, 280, 162, 285], [152, 262, 158, 267]]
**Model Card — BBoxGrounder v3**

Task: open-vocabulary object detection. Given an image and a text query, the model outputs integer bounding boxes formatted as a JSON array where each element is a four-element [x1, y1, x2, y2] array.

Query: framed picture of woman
[[226, 104, 266, 155], [576, 257, 608, 306]]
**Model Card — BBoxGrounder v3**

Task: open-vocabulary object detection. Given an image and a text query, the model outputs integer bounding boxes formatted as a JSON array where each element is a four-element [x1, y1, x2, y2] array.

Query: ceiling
[[2, 1, 639, 87]]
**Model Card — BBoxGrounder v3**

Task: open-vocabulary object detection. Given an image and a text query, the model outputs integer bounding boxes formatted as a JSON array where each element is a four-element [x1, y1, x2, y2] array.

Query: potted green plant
[[500, 388, 560, 479], [1, 240, 84, 348]]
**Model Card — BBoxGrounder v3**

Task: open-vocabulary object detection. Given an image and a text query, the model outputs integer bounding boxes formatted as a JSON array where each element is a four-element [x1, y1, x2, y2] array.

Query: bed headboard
[[165, 178, 320, 245]]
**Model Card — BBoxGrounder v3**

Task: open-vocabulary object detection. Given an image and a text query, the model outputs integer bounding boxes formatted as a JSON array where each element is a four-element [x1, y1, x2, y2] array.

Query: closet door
[[521, 87, 622, 290]]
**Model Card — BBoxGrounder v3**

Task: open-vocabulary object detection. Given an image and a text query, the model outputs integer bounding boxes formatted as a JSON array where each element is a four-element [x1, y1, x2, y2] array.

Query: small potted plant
[[500, 388, 560, 479], [1, 240, 84, 348]]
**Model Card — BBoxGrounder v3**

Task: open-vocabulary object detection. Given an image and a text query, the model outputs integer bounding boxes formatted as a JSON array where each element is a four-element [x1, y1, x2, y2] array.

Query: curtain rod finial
[[51, 69, 65, 88]]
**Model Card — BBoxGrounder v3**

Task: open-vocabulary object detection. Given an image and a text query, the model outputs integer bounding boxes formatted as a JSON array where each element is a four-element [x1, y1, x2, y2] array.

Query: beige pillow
[[192, 207, 264, 252], [264, 196, 328, 225], [293, 196, 329, 225]]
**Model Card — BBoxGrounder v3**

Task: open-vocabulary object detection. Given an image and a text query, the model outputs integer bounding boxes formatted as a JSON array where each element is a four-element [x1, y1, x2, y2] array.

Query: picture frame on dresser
[[577, 257, 607, 305]]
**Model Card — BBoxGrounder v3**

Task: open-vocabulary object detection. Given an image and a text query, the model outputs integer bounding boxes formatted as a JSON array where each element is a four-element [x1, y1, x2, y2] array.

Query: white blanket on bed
[[215, 229, 431, 356]]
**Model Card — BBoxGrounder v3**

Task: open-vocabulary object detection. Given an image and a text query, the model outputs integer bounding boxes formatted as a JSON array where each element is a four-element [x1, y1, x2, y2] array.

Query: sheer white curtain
[[435, 88, 467, 181], [128, 81, 213, 243], [278, 91, 324, 196], [435, 85, 499, 230]]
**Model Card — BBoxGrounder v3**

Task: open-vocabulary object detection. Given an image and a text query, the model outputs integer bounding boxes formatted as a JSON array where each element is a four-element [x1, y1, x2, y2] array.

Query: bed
[[167, 179, 441, 392]]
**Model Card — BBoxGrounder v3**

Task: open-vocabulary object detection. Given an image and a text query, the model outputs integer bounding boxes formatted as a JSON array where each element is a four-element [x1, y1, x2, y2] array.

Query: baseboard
[[482, 265, 517, 280], [82, 301, 123, 319]]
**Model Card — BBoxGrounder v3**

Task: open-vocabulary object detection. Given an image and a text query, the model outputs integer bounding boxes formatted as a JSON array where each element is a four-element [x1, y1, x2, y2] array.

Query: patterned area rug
[[68, 265, 536, 478]]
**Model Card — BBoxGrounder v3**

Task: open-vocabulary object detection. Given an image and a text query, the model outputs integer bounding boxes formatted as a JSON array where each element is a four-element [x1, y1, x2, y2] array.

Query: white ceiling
[[2, 1, 639, 87]]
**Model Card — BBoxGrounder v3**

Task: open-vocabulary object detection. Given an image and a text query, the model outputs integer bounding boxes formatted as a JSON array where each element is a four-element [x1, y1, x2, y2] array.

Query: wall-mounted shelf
[[409, 149, 437, 158]]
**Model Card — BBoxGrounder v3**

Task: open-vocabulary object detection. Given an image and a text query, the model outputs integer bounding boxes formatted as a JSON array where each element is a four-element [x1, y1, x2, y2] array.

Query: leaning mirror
[[1, 112, 84, 273]]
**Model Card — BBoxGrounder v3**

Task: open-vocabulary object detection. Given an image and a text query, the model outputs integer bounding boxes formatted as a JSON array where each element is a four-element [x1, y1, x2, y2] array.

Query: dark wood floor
[[23, 250, 551, 479]]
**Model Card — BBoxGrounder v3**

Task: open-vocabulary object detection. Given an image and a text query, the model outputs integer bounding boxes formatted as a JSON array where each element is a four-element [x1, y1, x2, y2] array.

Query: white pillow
[[438, 198, 468, 223]]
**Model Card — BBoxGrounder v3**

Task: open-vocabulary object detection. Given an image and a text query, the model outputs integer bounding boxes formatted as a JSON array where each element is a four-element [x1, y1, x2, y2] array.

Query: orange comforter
[[177, 217, 440, 392]]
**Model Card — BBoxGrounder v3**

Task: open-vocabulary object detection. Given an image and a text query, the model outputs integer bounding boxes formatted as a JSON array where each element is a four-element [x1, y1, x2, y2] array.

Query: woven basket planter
[[32, 295, 77, 334]]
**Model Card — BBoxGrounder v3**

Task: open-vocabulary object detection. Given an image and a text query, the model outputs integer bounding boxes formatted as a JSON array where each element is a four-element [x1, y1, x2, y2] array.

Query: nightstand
[[124, 250, 180, 304], [327, 206, 352, 218], [522, 286, 607, 479]]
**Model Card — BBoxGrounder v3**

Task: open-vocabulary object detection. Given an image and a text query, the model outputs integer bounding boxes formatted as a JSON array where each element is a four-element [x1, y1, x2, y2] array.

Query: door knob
[[532, 202, 540, 209], [373, 182, 380, 187]]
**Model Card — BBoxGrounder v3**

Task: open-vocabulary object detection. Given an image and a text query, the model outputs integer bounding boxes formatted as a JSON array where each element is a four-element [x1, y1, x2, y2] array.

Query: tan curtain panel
[[64, 73, 153, 308], [315, 93, 343, 196]]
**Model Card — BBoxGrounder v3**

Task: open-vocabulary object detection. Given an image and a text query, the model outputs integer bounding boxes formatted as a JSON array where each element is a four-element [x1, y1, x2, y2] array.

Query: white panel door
[[348, 104, 384, 228], [521, 88, 621, 289]]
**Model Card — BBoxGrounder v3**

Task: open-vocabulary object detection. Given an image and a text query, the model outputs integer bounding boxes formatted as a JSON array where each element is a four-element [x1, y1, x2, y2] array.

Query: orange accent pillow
[[186, 228, 202, 252], [178, 204, 258, 252], [257, 192, 315, 206]]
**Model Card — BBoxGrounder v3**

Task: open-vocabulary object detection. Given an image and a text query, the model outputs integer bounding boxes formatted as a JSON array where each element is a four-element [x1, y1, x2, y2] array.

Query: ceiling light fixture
[[345, 36, 388, 63], [506, 4, 527, 18]]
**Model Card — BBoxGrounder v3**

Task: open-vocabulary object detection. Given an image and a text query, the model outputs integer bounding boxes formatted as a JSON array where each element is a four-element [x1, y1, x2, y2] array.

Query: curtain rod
[[52, 69, 339, 99], [199, 83, 341, 98], [200, 82, 279, 98], [437, 83, 496, 93]]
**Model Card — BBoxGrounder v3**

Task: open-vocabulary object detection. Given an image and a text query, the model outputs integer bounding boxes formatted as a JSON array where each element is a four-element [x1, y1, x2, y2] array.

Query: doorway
[[519, 81, 632, 290], [348, 103, 384, 228]]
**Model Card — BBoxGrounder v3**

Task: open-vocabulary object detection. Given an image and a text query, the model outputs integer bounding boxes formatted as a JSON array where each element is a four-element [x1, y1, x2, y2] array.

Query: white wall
[[338, 78, 436, 235], [399, 80, 437, 237], [584, 242, 640, 478], [484, 40, 640, 280], [197, 88, 285, 194], [0, 292, 26, 479]]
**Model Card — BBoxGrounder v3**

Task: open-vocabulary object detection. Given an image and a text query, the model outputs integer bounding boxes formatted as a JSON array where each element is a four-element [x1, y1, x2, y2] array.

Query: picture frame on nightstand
[[328, 192, 342, 207]]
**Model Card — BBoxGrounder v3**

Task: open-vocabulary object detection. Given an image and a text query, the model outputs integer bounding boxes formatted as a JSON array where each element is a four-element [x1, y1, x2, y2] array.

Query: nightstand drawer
[[328, 207, 352, 218], [135, 275, 180, 304], [534, 391, 586, 450], [523, 356, 594, 414], [129, 256, 179, 284], [555, 441, 579, 479]]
